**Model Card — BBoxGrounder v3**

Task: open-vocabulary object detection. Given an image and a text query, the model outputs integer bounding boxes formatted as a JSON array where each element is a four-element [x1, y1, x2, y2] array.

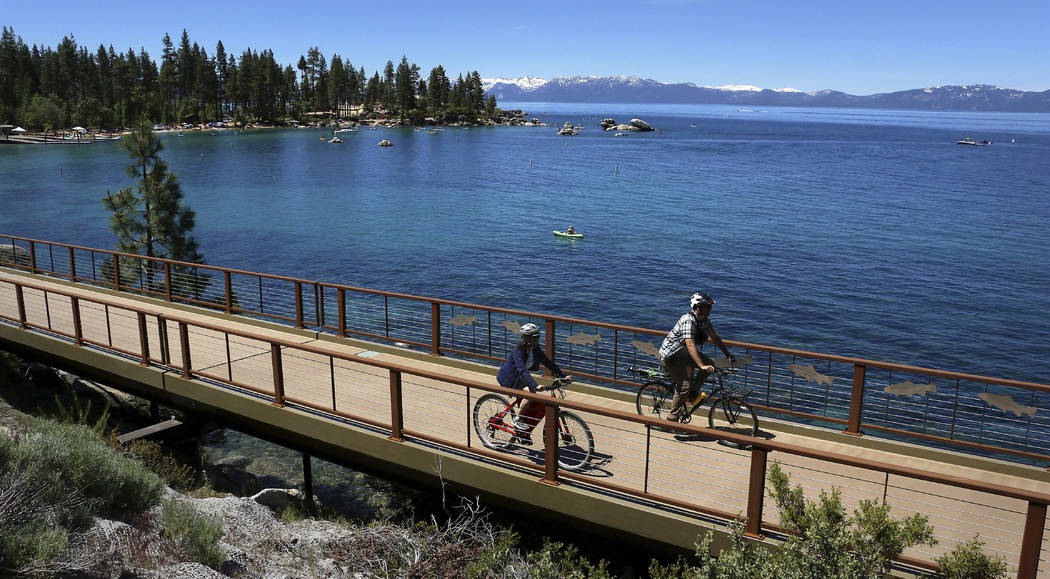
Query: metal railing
[[2, 234, 1049, 468], [0, 275, 1047, 576]]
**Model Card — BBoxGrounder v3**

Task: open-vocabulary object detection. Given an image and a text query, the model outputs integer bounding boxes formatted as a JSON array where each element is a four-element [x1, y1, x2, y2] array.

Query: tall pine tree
[[102, 119, 207, 298]]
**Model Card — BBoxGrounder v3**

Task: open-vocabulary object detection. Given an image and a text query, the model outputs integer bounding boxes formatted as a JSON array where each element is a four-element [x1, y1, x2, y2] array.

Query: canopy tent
[[71, 126, 86, 132], [12, 127, 27, 133]]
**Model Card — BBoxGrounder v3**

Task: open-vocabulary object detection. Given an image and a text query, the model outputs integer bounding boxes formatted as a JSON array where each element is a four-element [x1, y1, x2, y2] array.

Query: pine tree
[[102, 119, 207, 298]]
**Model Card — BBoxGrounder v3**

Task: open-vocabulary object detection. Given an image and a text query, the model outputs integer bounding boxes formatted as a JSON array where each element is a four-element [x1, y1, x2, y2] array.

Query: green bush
[[14, 420, 164, 522], [934, 537, 1008, 578], [160, 499, 226, 569], [123, 438, 200, 492]]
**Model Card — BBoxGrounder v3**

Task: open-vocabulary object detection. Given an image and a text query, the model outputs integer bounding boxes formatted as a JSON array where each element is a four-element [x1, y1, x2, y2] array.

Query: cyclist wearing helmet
[[659, 292, 735, 421], [496, 322, 572, 444]]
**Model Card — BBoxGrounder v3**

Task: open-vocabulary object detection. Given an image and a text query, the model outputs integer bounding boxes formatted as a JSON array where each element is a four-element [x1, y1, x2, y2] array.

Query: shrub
[[123, 439, 200, 492], [15, 419, 164, 521], [160, 499, 225, 569], [934, 537, 1008, 578]]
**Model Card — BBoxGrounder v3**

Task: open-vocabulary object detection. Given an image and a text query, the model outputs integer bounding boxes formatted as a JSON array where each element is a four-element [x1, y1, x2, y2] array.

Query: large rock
[[0, 244, 30, 268], [630, 118, 653, 131], [250, 487, 302, 516]]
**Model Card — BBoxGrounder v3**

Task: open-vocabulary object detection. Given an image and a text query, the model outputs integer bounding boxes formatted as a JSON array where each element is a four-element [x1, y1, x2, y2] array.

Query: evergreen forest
[[0, 26, 498, 131]]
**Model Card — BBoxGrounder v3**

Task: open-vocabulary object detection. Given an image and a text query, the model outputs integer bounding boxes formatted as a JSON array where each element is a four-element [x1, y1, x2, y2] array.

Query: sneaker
[[511, 417, 529, 431], [513, 434, 533, 446]]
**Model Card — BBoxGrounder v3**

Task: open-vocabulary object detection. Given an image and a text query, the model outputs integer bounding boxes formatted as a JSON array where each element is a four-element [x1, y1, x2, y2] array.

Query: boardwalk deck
[[1, 268, 1047, 576]]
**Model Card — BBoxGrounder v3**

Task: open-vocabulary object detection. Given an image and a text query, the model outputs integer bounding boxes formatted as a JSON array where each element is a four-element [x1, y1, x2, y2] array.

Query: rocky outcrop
[[601, 117, 656, 132]]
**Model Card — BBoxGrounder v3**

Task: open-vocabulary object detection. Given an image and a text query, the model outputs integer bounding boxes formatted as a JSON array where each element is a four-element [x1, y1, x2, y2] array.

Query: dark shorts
[[662, 348, 713, 375]]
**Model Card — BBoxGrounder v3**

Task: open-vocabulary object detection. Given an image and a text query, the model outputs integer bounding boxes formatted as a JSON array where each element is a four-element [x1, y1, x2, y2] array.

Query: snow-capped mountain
[[481, 76, 1050, 112]]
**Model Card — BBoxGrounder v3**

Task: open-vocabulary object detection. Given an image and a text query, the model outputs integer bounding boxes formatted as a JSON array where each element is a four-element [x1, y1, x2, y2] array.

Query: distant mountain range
[[481, 76, 1050, 112]]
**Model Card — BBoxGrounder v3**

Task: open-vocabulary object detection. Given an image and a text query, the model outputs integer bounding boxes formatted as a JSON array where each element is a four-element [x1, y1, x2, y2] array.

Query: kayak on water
[[553, 230, 583, 239]]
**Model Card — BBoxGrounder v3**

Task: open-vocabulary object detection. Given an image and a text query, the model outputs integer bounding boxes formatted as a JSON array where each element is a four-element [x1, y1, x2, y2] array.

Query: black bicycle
[[472, 378, 594, 472], [632, 365, 759, 443]]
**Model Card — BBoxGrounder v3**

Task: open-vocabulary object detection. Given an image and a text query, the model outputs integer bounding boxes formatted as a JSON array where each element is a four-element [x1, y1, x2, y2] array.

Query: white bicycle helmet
[[690, 292, 715, 308], [519, 323, 540, 337]]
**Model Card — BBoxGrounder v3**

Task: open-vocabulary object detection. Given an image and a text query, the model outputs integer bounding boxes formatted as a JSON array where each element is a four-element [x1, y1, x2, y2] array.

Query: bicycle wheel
[[555, 411, 594, 472], [472, 394, 517, 450], [635, 381, 673, 419], [707, 396, 759, 444]]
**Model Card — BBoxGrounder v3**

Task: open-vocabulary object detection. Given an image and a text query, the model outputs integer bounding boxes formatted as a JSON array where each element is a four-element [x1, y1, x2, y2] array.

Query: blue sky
[[4, 0, 1047, 94]]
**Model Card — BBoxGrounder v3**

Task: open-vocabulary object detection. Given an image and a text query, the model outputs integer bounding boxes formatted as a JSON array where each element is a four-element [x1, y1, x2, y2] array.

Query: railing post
[[113, 256, 121, 292], [70, 297, 83, 346], [544, 319, 556, 377], [178, 321, 192, 379], [541, 404, 560, 485], [158, 318, 170, 365], [224, 271, 233, 314], [845, 364, 866, 436], [745, 447, 768, 539], [430, 302, 441, 356], [164, 262, 172, 301], [389, 370, 404, 441], [314, 283, 322, 327], [28, 241, 36, 274], [68, 246, 76, 282], [294, 281, 304, 328], [1017, 501, 1046, 579], [137, 312, 150, 365], [15, 284, 27, 329], [270, 343, 285, 407], [337, 288, 347, 337]]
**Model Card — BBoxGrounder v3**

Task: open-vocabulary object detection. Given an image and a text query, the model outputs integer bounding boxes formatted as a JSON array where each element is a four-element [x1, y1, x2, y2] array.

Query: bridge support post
[[541, 404, 560, 486], [302, 453, 316, 516], [1018, 501, 1047, 578], [745, 447, 768, 539], [389, 370, 404, 441], [845, 364, 866, 436]]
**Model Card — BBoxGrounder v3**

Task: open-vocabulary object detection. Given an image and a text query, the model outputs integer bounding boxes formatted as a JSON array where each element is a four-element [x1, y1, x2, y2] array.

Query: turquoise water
[[2, 104, 1048, 384]]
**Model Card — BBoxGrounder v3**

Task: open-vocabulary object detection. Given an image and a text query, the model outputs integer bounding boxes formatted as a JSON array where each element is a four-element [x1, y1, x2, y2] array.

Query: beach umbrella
[[12, 127, 27, 133]]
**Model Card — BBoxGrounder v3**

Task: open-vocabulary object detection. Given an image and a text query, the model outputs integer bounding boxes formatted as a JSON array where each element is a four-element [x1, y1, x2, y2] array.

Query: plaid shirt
[[659, 311, 713, 360]]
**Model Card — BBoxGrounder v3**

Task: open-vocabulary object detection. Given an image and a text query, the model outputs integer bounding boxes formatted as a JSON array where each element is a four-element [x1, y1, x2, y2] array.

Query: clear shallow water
[[2, 104, 1048, 384]]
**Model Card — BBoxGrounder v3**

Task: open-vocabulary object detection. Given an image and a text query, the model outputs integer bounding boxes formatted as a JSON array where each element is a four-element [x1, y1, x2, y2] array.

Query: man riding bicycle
[[496, 323, 573, 445], [659, 292, 735, 422]]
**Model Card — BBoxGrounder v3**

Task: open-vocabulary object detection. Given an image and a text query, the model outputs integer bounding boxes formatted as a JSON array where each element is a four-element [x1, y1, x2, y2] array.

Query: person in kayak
[[496, 322, 573, 444], [567, 225, 576, 234], [658, 292, 735, 421]]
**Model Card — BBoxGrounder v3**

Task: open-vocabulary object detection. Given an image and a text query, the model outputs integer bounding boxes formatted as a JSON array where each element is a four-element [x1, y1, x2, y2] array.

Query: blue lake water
[[2, 104, 1048, 385]]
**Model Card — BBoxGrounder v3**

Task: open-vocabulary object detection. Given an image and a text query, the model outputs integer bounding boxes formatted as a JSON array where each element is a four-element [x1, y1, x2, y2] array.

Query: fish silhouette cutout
[[978, 392, 1038, 418], [500, 320, 521, 334], [884, 380, 937, 398], [565, 331, 601, 346], [449, 313, 478, 327], [631, 340, 661, 358], [714, 355, 753, 369], [788, 364, 834, 386]]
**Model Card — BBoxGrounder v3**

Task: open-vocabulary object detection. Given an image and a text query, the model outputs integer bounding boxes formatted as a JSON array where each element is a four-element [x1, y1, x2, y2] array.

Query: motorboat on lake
[[957, 137, 991, 146]]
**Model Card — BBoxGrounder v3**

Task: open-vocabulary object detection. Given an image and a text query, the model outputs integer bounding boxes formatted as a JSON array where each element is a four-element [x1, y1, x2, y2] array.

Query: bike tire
[[635, 380, 673, 419], [555, 410, 594, 472], [472, 394, 517, 450], [707, 396, 759, 445]]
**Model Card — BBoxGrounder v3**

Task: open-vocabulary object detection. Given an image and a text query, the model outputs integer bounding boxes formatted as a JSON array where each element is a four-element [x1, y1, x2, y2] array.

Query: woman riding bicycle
[[496, 323, 573, 444], [659, 292, 735, 422]]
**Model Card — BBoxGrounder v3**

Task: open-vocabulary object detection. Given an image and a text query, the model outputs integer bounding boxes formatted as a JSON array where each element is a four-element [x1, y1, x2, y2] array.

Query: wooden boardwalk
[[1, 268, 1047, 576]]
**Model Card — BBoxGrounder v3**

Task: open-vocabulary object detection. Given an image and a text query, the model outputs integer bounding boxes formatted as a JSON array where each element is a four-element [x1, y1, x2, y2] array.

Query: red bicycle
[[471, 378, 594, 472]]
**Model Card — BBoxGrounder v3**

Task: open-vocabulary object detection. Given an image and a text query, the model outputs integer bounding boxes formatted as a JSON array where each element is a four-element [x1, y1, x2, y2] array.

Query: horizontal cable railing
[[1, 275, 1047, 576], [3, 234, 1049, 468]]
